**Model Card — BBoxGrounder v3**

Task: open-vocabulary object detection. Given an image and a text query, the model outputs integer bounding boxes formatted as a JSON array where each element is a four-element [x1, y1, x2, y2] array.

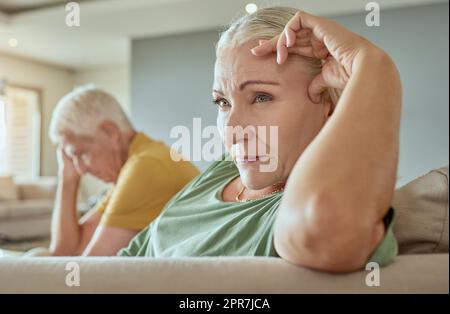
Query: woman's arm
[[254, 12, 402, 272], [276, 49, 401, 272]]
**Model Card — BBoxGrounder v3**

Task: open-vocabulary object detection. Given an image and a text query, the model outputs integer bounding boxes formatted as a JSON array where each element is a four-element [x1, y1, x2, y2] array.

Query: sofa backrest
[[16, 178, 57, 200], [393, 167, 449, 254]]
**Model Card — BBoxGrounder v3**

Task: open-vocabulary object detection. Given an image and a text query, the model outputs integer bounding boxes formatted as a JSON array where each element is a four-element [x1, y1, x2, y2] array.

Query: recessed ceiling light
[[245, 3, 258, 14], [8, 38, 18, 48]]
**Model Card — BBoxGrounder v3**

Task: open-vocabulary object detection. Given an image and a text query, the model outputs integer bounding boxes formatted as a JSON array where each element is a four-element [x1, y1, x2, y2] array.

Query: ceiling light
[[8, 38, 18, 48], [245, 3, 258, 14]]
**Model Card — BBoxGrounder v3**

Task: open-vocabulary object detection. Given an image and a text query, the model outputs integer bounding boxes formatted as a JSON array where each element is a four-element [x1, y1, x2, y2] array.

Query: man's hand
[[56, 146, 80, 183]]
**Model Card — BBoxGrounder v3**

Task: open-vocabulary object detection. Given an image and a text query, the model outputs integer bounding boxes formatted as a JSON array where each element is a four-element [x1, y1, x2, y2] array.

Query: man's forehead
[[60, 132, 91, 148]]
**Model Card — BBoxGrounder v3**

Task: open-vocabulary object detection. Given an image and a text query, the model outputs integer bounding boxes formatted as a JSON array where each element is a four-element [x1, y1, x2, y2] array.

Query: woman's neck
[[237, 178, 285, 202]]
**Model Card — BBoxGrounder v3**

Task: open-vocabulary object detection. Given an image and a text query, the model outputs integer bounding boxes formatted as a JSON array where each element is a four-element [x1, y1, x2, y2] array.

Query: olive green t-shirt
[[118, 158, 398, 266]]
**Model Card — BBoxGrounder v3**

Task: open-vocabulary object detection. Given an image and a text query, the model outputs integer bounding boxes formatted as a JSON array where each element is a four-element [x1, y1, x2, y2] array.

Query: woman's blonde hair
[[216, 6, 341, 105]]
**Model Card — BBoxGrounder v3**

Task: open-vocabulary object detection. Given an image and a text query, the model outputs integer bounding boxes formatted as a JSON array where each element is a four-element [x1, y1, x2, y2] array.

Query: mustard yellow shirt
[[96, 132, 199, 230]]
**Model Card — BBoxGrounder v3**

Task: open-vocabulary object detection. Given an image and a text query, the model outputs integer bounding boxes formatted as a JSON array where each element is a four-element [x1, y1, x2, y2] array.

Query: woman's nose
[[225, 105, 241, 129], [224, 107, 255, 145], [224, 107, 241, 143]]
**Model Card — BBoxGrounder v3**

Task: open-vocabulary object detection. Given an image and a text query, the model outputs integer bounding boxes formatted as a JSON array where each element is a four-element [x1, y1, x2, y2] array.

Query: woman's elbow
[[274, 195, 378, 273]]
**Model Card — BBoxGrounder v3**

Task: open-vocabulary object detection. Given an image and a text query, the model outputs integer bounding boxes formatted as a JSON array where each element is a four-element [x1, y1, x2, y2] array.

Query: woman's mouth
[[235, 155, 268, 164]]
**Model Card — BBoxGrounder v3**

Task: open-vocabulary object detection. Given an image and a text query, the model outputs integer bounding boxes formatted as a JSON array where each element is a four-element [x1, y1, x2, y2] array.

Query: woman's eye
[[254, 94, 272, 103], [213, 98, 231, 109]]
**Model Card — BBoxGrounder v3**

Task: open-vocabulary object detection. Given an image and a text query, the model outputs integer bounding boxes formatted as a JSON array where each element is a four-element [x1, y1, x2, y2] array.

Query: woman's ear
[[322, 91, 335, 121]]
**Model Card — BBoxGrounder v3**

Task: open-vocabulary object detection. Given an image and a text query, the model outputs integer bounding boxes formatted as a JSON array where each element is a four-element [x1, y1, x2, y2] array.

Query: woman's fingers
[[284, 10, 323, 47], [252, 10, 364, 103], [322, 59, 350, 89], [295, 11, 326, 42], [253, 37, 327, 62], [251, 33, 291, 63], [287, 46, 315, 58], [251, 33, 310, 56], [276, 32, 289, 64], [296, 29, 312, 39], [296, 35, 311, 46], [251, 11, 330, 62], [285, 11, 304, 47], [311, 37, 329, 59], [251, 35, 278, 56], [308, 59, 349, 103]]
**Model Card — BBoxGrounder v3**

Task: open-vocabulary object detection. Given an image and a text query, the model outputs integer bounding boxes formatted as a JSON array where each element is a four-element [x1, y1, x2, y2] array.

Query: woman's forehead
[[214, 44, 309, 91], [215, 43, 274, 75]]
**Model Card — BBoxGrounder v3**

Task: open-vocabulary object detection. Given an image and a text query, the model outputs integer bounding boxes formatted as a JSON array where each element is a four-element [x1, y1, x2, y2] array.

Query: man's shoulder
[[131, 133, 170, 159], [122, 153, 168, 179], [132, 134, 192, 168]]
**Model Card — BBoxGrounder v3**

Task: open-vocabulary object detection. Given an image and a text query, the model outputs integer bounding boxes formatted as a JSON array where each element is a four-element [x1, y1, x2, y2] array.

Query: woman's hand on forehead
[[250, 10, 377, 103]]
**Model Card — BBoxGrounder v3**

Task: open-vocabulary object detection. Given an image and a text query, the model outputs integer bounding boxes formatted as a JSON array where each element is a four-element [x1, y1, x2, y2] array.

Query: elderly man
[[48, 86, 199, 256]]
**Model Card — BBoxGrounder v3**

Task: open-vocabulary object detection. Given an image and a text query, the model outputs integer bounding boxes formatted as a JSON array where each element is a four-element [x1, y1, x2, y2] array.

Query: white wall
[[131, 30, 219, 171], [334, 4, 449, 186], [73, 65, 130, 113]]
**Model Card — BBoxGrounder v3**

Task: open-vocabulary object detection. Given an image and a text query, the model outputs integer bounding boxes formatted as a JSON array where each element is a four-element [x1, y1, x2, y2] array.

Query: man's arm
[[49, 148, 101, 256], [50, 182, 137, 256], [49, 176, 102, 256], [80, 156, 177, 256], [81, 225, 138, 256]]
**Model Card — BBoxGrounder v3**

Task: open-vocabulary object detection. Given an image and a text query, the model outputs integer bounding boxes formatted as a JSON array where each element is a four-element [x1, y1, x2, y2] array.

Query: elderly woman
[[119, 7, 401, 272], [48, 86, 199, 256]]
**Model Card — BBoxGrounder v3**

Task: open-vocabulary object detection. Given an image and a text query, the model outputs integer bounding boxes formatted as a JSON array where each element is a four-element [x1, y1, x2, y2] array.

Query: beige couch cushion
[[393, 167, 449, 254], [0, 176, 18, 201], [16, 177, 57, 200], [0, 255, 447, 293], [0, 199, 54, 220]]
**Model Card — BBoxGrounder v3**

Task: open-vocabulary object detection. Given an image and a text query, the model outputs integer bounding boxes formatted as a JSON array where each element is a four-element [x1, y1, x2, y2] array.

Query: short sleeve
[[117, 224, 152, 257], [367, 207, 398, 266], [95, 188, 114, 213], [100, 156, 176, 230]]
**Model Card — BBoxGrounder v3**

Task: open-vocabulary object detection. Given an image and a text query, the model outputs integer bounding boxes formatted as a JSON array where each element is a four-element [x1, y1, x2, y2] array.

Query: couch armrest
[[0, 254, 447, 293]]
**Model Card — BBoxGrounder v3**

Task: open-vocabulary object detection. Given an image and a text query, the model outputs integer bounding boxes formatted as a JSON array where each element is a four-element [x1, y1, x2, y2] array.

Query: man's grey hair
[[49, 85, 133, 143]]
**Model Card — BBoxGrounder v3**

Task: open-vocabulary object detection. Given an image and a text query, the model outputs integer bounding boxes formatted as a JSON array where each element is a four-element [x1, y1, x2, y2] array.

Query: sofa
[[0, 167, 448, 293], [0, 176, 100, 243], [0, 177, 57, 241]]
